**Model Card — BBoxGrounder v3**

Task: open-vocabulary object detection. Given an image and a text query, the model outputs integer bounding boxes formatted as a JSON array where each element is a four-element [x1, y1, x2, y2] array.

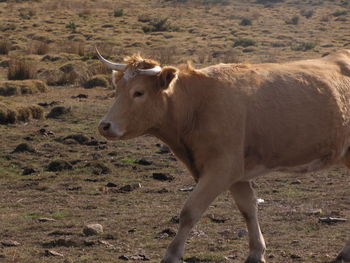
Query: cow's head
[[96, 48, 178, 140]]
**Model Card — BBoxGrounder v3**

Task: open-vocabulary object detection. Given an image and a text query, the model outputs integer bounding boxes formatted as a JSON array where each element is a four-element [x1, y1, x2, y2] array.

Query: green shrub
[[114, 8, 124, 17], [300, 9, 314, 19], [66, 21, 77, 32], [142, 17, 180, 33], [285, 16, 299, 25], [240, 18, 252, 26], [291, 42, 316, 51], [233, 38, 257, 47], [332, 10, 347, 17]]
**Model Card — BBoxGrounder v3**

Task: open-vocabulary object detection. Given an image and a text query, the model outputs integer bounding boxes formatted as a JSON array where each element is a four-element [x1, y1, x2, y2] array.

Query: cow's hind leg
[[161, 173, 233, 263], [230, 181, 266, 263]]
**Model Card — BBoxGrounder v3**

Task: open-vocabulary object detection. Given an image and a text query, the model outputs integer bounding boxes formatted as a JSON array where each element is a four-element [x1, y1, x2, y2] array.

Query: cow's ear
[[158, 66, 178, 89]]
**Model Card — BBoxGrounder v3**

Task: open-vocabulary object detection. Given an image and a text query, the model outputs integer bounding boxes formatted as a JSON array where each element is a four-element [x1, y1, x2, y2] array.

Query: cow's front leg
[[230, 181, 266, 263], [161, 173, 234, 263], [335, 239, 350, 263]]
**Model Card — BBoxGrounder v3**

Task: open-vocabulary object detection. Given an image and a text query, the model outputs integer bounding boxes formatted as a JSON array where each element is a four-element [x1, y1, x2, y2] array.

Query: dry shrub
[[93, 43, 124, 60], [0, 80, 48, 96], [84, 75, 109, 89], [0, 38, 12, 55], [18, 8, 36, 19], [56, 40, 85, 56], [8, 59, 37, 80], [211, 50, 240, 63], [57, 61, 91, 86], [28, 40, 50, 55], [0, 102, 44, 124], [147, 46, 177, 65], [88, 61, 111, 75]]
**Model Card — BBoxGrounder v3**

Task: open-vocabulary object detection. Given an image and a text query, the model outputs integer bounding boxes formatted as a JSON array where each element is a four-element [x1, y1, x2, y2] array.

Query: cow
[[96, 47, 350, 263]]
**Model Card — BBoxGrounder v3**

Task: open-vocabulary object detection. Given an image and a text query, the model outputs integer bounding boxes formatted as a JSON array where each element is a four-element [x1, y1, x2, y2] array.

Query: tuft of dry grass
[[28, 40, 50, 55], [0, 80, 48, 96], [56, 40, 85, 56], [0, 38, 12, 55], [0, 101, 44, 124], [147, 46, 178, 65], [8, 59, 37, 80]]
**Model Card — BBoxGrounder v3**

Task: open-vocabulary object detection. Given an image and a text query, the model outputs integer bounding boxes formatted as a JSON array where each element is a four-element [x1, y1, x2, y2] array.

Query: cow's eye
[[133, 91, 144, 98]]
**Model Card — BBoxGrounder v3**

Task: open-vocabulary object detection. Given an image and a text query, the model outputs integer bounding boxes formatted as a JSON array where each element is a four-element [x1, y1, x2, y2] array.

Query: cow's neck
[[150, 73, 208, 181]]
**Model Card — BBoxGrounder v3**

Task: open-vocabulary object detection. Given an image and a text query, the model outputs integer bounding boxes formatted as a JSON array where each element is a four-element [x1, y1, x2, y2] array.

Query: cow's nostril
[[103, 122, 111, 131]]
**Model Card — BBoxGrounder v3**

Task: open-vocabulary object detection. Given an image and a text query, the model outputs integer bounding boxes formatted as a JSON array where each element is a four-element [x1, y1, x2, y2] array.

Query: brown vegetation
[[0, 0, 350, 262], [0, 80, 48, 96], [8, 59, 37, 80], [0, 102, 43, 124]]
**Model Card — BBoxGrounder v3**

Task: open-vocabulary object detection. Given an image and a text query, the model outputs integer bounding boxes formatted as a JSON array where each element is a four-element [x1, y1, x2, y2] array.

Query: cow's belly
[[243, 145, 349, 181]]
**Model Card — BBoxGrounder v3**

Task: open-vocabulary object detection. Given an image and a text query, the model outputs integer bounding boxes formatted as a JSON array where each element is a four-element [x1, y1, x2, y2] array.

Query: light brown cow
[[97, 48, 350, 263]]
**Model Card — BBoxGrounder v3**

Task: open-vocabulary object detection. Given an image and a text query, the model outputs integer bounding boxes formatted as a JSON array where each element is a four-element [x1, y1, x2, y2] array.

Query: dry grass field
[[1, 0, 350, 262]]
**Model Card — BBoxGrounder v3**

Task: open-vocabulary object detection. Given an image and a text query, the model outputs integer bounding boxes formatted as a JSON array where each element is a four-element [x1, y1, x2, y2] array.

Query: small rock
[[208, 214, 229, 223], [47, 106, 71, 119], [71, 94, 88, 99], [98, 240, 114, 248], [106, 182, 117, 187], [291, 180, 302, 185], [156, 188, 169, 193], [44, 249, 64, 257], [130, 254, 150, 261], [119, 255, 130, 261], [237, 228, 248, 238], [170, 216, 179, 224], [135, 159, 152, 166], [83, 240, 96, 246], [12, 143, 36, 153], [257, 198, 265, 204], [156, 144, 170, 154], [63, 134, 89, 144], [108, 151, 118, 156], [306, 209, 323, 216], [159, 228, 176, 237], [85, 162, 111, 175], [22, 167, 37, 175], [1, 240, 20, 247], [290, 254, 302, 259], [179, 187, 193, 192], [47, 160, 73, 172], [319, 217, 347, 223], [37, 101, 60, 107], [38, 217, 56, 222], [83, 224, 103, 236], [116, 183, 142, 193], [152, 173, 175, 181]]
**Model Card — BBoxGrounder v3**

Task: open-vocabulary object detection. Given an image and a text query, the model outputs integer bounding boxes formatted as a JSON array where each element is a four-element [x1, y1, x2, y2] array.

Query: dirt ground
[[0, 0, 350, 262]]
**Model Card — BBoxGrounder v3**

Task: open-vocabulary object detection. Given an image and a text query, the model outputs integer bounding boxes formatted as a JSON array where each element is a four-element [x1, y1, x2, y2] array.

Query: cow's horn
[[95, 47, 127, 71], [137, 66, 162, 76]]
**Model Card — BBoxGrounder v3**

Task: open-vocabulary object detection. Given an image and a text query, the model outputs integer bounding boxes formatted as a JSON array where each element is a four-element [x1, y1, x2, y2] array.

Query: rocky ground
[[0, 0, 350, 262]]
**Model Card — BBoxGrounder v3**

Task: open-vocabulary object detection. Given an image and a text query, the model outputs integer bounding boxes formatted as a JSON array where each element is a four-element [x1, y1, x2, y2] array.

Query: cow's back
[[243, 50, 350, 172]]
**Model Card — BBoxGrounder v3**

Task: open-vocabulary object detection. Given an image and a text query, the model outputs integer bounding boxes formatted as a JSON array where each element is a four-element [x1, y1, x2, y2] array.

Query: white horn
[[95, 47, 127, 71], [137, 66, 162, 76]]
